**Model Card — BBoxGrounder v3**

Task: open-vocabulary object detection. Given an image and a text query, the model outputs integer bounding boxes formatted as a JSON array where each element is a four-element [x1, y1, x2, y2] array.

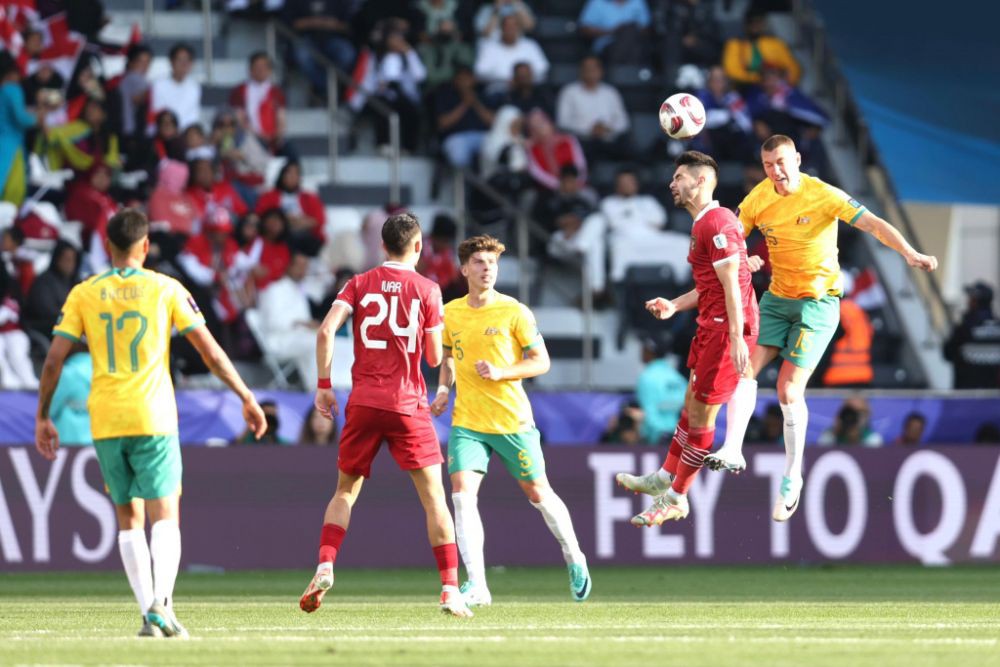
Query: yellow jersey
[[53, 267, 205, 440], [442, 293, 542, 434], [738, 173, 867, 299]]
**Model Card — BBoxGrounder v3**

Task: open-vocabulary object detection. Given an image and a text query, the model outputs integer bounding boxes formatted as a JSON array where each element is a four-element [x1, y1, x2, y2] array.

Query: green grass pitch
[[2, 566, 999, 666]]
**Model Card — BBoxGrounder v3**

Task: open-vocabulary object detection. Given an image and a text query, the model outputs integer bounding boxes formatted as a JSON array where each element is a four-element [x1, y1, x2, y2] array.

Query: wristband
[[436, 385, 450, 396], [317, 377, 332, 389]]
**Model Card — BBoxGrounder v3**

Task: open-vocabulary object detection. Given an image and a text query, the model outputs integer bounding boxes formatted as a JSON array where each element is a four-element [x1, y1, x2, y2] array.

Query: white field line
[[4, 635, 995, 647]]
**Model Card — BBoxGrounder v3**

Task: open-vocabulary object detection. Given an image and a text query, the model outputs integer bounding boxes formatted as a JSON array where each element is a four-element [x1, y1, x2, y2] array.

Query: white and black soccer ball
[[658, 93, 706, 140]]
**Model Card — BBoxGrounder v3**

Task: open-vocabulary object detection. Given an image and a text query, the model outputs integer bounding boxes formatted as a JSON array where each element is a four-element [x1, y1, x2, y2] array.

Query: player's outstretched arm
[[185, 325, 267, 439], [854, 211, 938, 272], [35, 335, 74, 461], [430, 348, 454, 417], [646, 288, 699, 320]]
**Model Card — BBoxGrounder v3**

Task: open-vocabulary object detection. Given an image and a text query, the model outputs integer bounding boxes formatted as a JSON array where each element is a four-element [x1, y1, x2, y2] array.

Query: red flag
[[0, 7, 27, 74], [27, 12, 85, 81]]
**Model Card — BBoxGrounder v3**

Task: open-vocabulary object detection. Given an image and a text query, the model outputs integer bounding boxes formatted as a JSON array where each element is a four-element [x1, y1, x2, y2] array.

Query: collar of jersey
[[382, 261, 414, 272], [693, 200, 720, 223]]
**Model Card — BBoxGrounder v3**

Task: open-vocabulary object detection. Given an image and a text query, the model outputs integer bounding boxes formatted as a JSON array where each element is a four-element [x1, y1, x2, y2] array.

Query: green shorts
[[758, 291, 841, 370], [93, 434, 183, 505], [448, 426, 545, 481]]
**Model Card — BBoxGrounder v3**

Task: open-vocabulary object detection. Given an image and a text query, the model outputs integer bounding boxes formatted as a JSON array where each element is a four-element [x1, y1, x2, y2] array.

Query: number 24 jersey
[[334, 261, 444, 415]]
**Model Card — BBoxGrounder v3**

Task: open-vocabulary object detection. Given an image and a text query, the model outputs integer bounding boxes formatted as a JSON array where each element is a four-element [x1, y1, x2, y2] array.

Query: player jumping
[[704, 134, 938, 521], [615, 151, 759, 525], [429, 235, 591, 606], [35, 209, 267, 638], [299, 213, 471, 618]]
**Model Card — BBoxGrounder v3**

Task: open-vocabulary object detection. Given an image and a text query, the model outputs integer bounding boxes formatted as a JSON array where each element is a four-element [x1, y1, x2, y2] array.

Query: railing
[[792, 0, 953, 335], [265, 20, 402, 202], [452, 170, 595, 387]]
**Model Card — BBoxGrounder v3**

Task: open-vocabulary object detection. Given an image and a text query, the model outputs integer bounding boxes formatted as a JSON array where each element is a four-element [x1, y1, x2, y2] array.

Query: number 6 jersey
[[334, 261, 444, 415], [52, 267, 206, 439]]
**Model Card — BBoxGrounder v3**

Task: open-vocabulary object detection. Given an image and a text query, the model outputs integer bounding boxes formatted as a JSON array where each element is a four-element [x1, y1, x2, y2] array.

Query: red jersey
[[688, 202, 759, 335], [334, 262, 444, 415]]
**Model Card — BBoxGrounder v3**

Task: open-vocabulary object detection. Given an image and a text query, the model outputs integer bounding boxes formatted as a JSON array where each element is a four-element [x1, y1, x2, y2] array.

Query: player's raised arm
[[35, 334, 75, 460], [853, 210, 938, 272], [185, 325, 267, 438]]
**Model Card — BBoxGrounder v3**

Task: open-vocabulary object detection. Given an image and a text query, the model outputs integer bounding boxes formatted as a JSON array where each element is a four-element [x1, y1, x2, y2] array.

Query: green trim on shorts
[[448, 426, 545, 481], [93, 434, 182, 505], [758, 291, 841, 370]]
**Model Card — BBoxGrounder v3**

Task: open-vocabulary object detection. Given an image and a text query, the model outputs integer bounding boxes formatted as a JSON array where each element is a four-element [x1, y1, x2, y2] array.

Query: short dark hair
[[106, 208, 149, 252], [169, 43, 194, 62], [616, 165, 638, 180], [381, 212, 422, 256], [674, 150, 719, 180], [904, 412, 927, 425], [126, 43, 152, 65], [458, 235, 506, 265], [248, 51, 270, 68], [761, 134, 795, 152], [559, 164, 580, 179]]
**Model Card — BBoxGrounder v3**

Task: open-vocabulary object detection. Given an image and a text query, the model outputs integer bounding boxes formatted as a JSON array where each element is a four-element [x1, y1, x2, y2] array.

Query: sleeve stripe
[[848, 207, 867, 225], [177, 320, 206, 336], [522, 339, 543, 351], [52, 331, 81, 342], [333, 299, 353, 314], [712, 254, 739, 268], [425, 324, 444, 332]]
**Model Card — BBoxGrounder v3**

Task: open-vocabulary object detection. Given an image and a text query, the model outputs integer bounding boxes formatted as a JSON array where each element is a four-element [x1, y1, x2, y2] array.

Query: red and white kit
[[333, 261, 445, 477], [687, 201, 759, 404]]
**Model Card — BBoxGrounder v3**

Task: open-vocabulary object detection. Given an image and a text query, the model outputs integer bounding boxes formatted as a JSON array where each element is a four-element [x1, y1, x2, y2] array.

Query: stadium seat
[[244, 308, 297, 389]]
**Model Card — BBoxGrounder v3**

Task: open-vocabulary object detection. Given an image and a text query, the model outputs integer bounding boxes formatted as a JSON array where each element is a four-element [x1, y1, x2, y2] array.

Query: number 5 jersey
[[333, 261, 444, 415]]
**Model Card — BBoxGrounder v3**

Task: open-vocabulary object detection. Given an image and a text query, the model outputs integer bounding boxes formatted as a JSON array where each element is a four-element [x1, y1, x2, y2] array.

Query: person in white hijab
[[480, 105, 527, 179]]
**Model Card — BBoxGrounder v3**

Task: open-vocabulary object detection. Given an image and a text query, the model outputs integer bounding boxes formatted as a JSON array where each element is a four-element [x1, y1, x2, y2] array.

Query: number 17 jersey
[[52, 267, 206, 440], [334, 261, 444, 415]]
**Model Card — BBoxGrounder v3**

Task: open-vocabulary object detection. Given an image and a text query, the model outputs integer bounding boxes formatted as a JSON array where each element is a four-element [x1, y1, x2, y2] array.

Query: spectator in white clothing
[[474, 15, 549, 95], [256, 252, 320, 389], [556, 55, 631, 160], [600, 167, 667, 239], [148, 43, 202, 133], [372, 28, 426, 153], [546, 199, 609, 307], [474, 0, 536, 41]]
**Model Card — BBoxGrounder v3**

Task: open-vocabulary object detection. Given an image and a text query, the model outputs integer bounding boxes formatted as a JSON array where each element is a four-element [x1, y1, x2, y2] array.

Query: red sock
[[318, 523, 347, 565], [432, 543, 459, 588], [662, 410, 689, 477], [672, 426, 714, 494]]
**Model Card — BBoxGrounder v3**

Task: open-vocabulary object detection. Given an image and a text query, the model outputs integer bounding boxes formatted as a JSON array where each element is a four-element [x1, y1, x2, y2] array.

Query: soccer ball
[[658, 93, 706, 140]]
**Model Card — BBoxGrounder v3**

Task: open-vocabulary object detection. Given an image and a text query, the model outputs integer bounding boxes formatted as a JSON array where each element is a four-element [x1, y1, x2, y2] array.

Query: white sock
[[118, 529, 155, 616], [780, 401, 808, 482], [721, 378, 758, 454], [451, 492, 486, 587], [530, 492, 586, 566], [150, 519, 181, 608], [655, 468, 674, 486]]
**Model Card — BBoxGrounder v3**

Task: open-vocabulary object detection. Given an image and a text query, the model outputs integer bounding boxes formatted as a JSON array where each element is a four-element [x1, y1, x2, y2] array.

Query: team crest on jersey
[[712, 233, 728, 249], [484, 327, 500, 335], [796, 216, 811, 225]]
